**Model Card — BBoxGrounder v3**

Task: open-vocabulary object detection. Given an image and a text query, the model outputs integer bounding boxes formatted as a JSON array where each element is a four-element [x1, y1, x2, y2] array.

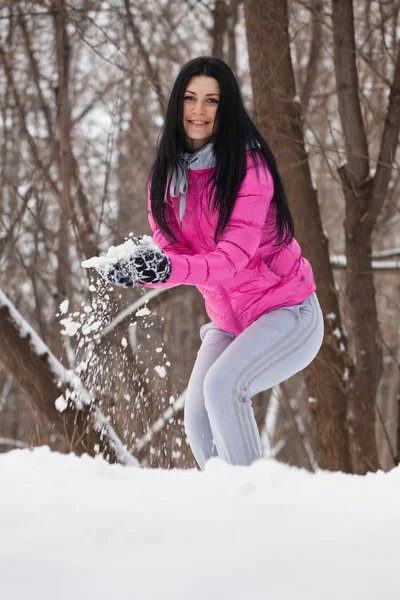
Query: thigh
[[186, 323, 235, 401], [209, 292, 324, 398]]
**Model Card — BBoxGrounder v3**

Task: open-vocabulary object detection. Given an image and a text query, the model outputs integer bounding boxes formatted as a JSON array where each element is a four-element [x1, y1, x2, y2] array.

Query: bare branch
[[18, 10, 53, 138], [332, 0, 369, 184], [123, 0, 167, 117], [135, 390, 186, 453], [0, 185, 33, 255], [0, 437, 29, 449], [330, 254, 400, 272], [0, 289, 140, 467], [300, 0, 323, 114], [53, 2, 73, 299], [370, 46, 400, 223], [0, 45, 60, 197]]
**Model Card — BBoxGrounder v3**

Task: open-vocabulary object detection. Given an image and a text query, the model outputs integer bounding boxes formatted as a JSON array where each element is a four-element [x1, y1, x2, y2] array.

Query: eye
[[207, 98, 218, 104], [184, 95, 195, 101]]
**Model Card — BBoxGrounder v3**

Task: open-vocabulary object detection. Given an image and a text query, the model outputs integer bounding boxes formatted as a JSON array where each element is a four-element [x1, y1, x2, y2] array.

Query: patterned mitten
[[101, 260, 135, 288], [98, 236, 146, 288], [132, 246, 171, 284]]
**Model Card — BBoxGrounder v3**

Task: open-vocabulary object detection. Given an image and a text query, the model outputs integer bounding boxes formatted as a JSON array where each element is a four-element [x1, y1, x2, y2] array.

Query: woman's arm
[[164, 161, 274, 287]]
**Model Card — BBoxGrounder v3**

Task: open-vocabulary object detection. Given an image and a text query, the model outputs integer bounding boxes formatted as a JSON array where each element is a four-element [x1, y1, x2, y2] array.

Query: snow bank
[[1, 447, 399, 600]]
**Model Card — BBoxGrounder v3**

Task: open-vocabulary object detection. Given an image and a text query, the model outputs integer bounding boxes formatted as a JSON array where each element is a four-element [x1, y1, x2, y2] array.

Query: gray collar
[[168, 142, 216, 227], [167, 142, 258, 226]]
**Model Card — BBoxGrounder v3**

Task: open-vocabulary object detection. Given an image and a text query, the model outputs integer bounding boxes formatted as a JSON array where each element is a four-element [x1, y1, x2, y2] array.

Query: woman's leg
[[184, 322, 235, 469], [204, 292, 324, 466]]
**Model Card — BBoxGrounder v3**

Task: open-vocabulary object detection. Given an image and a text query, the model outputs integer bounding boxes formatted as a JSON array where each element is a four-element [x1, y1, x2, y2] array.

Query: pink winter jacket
[[145, 148, 316, 336]]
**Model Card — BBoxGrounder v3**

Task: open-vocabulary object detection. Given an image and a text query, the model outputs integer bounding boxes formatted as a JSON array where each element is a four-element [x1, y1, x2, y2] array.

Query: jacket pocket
[[229, 256, 280, 296], [263, 240, 301, 281], [258, 255, 284, 286]]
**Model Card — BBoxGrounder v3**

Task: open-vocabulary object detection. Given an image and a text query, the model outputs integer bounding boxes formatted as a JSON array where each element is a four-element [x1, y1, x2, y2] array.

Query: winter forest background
[[1, 0, 400, 475]]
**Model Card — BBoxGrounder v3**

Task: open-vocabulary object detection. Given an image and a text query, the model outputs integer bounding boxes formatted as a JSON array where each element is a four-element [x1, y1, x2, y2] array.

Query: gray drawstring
[[166, 142, 216, 228], [165, 142, 258, 227], [169, 156, 197, 228]]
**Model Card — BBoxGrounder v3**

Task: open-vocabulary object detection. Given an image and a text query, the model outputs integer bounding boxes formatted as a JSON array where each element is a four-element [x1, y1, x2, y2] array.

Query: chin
[[184, 132, 213, 152], [186, 132, 212, 142]]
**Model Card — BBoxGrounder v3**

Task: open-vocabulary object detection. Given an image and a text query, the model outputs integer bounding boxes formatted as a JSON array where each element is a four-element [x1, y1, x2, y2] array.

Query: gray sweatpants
[[184, 292, 324, 469]]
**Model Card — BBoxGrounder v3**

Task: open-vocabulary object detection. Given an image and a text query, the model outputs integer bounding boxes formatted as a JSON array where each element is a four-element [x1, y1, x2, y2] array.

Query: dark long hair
[[149, 56, 294, 246]]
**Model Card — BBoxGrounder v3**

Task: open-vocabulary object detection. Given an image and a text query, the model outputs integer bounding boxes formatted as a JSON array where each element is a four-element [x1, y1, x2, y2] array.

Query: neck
[[184, 135, 213, 153]]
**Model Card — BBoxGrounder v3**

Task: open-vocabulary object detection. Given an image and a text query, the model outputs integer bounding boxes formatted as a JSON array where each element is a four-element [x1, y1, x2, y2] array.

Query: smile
[[188, 120, 210, 127]]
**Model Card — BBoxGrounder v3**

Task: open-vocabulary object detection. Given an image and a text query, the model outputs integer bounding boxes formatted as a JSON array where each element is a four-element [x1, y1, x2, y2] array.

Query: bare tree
[[331, 0, 400, 472], [211, 0, 241, 73], [244, 0, 400, 473], [244, 0, 352, 472]]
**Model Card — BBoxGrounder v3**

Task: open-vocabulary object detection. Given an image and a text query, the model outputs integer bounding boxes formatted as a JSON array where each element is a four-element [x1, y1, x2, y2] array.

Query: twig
[[135, 390, 186, 453]]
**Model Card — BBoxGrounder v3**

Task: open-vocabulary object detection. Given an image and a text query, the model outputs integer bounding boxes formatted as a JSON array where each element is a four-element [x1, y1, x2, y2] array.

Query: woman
[[100, 56, 324, 469]]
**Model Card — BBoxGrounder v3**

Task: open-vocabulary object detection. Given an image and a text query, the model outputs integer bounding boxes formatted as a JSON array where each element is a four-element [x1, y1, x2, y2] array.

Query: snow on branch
[[0, 290, 66, 383], [0, 290, 140, 467], [0, 437, 29, 449], [100, 288, 166, 340], [135, 390, 186, 453], [330, 255, 400, 271], [372, 248, 400, 259]]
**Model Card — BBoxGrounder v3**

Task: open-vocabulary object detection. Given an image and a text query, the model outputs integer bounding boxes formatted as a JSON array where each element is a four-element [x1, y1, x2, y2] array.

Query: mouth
[[187, 120, 210, 128]]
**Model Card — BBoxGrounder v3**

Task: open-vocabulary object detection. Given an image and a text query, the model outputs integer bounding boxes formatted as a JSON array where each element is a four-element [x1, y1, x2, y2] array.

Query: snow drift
[[1, 447, 399, 599]]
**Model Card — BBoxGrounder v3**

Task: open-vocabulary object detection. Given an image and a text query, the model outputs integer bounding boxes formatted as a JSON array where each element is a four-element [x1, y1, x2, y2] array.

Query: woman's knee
[[184, 394, 206, 438], [203, 364, 233, 415]]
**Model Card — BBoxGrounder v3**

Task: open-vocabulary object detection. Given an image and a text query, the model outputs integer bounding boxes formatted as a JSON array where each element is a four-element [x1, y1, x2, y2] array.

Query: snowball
[[81, 235, 158, 270], [59, 299, 69, 314], [154, 365, 166, 378], [60, 319, 81, 337], [55, 395, 68, 413]]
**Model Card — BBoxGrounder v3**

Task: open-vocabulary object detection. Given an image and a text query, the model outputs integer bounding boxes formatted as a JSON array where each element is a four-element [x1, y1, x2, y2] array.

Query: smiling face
[[183, 76, 220, 152]]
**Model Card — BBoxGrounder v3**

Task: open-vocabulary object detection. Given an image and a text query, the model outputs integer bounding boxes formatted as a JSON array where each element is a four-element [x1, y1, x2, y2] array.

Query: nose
[[191, 101, 206, 115]]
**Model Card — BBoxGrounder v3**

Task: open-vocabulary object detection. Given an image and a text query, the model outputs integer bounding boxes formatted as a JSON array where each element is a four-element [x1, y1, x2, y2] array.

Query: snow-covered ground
[[1, 447, 399, 600]]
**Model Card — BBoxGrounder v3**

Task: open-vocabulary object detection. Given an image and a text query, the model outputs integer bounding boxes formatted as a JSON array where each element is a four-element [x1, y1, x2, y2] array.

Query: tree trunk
[[243, 0, 352, 471], [54, 2, 73, 302], [342, 196, 381, 471], [226, 0, 240, 74], [331, 0, 400, 472], [211, 0, 228, 61]]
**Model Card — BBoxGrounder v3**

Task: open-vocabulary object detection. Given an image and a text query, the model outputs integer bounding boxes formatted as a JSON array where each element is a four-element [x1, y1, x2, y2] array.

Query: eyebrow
[[185, 90, 220, 96]]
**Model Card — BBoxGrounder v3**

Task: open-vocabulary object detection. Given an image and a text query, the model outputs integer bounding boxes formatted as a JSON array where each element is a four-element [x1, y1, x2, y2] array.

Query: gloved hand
[[98, 237, 171, 287], [101, 259, 136, 288], [132, 245, 171, 284]]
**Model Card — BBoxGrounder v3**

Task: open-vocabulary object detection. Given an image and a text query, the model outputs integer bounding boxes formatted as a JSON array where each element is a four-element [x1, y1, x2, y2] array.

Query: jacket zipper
[[180, 179, 239, 331]]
